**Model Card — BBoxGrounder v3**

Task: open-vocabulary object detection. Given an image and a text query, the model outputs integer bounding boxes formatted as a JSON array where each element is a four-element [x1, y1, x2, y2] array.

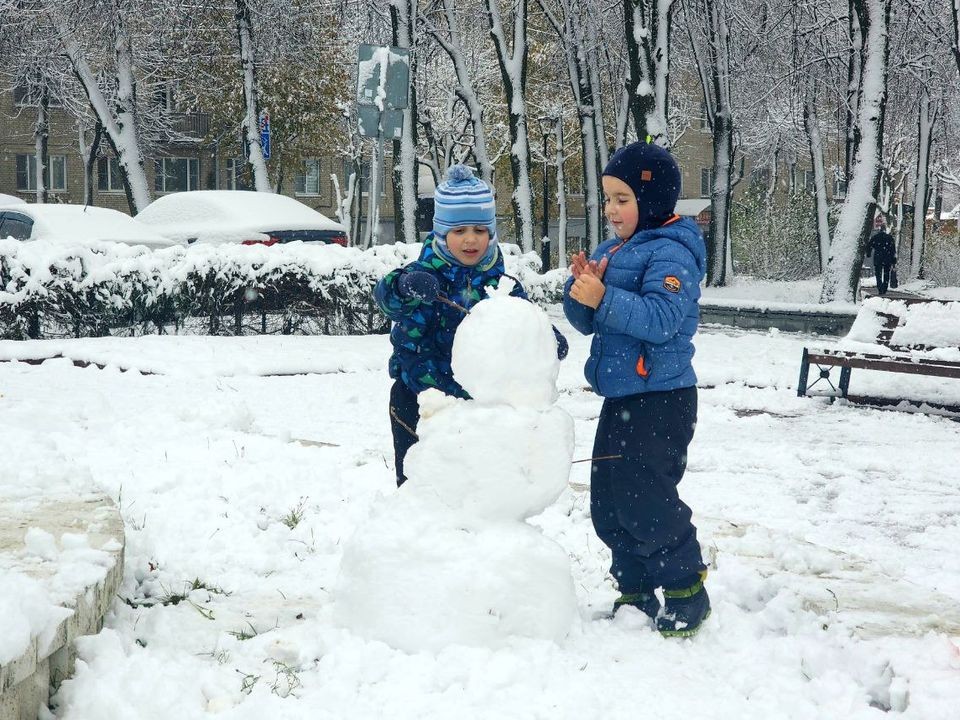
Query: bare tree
[[485, 0, 535, 250], [820, 0, 892, 303], [686, 0, 736, 286]]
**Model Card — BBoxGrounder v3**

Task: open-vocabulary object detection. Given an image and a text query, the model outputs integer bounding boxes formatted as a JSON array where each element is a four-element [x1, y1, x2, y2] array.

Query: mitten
[[553, 326, 569, 361], [397, 271, 440, 302]]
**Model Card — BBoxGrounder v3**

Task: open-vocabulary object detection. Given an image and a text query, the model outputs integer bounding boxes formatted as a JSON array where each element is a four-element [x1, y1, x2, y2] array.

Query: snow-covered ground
[[1, 306, 959, 718]]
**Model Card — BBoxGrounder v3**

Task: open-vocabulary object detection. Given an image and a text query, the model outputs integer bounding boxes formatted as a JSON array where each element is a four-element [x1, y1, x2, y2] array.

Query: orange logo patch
[[640, 170, 653, 181], [663, 276, 681, 293]]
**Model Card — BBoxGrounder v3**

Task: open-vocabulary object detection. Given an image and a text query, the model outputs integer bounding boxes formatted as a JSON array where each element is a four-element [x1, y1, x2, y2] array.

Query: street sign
[[259, 111, 271, 159], [356, 44, 410, 112], [357, 105, 404, 140]]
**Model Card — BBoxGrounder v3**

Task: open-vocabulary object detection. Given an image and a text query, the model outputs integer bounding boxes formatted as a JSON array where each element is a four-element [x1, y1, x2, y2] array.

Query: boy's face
[[602, 175, 639, 239], [445, 225, 490, 265]]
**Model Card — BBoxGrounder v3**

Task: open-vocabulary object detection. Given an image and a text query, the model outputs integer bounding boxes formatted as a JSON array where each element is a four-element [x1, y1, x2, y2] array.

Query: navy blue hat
[[602, 142, 682, 231]]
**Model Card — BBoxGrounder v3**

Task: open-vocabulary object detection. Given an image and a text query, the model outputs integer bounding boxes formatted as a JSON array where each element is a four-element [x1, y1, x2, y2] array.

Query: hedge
[[0, 239, 567, 340]]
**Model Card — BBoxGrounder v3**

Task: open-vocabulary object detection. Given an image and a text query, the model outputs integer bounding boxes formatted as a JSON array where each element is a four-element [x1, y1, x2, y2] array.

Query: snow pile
[[0, 569, 72, 665], [334, 297, 576, 651], [0, 525, 118, 665]]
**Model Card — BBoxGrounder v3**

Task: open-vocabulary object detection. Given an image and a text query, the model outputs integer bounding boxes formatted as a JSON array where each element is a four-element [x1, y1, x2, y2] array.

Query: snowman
[[333, 293, 576, 652]]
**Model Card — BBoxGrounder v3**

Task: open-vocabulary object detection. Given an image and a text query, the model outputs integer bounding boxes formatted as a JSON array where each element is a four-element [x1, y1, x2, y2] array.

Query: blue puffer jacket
[[374, 235, 527, 398], [563, 217, 706, 398]]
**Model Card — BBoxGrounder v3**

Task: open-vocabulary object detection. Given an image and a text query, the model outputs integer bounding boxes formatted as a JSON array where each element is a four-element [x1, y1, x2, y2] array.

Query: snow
[[0, 193, 26, 206], [2, 204, 174, 249], [1, 292, 960, 717], [134, 191, 345, 245]]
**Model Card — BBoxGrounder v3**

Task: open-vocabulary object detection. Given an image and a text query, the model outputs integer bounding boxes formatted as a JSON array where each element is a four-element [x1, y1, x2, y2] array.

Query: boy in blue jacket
[[375, 164, 567, 487], [563, 142, 710, 637]]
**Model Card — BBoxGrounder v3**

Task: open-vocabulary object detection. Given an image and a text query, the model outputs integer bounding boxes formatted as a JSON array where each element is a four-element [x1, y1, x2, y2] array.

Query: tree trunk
[[391, 0, 419, 245], [910, 86, 937, 279], [540, 0, 604, 250], [707, 111, 733, 285], [34, 88, 49, 204], [820, 0, 891, 304], [624, 0, 674, 146], [235, 0, 271, 192], [844, 0, 862, 191], [81, 121, 104, 206], [485, 0, 534, 251], [555, 118, 568, 263], [804, 90, 831, 273], [952, 0, 960, 80], [688, 0, 734, 286]]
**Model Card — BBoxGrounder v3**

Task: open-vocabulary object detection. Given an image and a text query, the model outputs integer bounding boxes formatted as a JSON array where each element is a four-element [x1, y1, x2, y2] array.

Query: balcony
[[167, 112, 210, 140]]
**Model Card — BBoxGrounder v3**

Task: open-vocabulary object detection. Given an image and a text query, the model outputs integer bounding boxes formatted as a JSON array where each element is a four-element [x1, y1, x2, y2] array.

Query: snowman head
[[451, 296, 560, 409]]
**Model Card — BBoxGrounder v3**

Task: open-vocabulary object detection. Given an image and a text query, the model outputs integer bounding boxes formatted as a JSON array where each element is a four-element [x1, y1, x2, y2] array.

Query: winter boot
[[657, 571, 711, 638], [613, 590, 661, 620]]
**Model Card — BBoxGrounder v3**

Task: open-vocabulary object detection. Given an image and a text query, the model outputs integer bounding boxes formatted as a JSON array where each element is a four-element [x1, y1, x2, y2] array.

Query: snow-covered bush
[[923, 228, 960, 286], [730, 191, 821, 281], [0, 240, 564, 339]]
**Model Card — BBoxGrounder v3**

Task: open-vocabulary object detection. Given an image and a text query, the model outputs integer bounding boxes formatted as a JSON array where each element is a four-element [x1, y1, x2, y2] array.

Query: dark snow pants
[[874, 261, 893, 295], [389, 380, 420, 487], [590, 386, 705, 592]]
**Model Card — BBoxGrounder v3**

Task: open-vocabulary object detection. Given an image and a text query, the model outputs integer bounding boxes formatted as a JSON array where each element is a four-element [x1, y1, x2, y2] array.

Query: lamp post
[[538, 117, 552, 273]]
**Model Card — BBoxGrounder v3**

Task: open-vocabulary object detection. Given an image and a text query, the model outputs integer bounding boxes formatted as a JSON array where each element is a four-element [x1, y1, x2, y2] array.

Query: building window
[[699, 168, 714, 198], [804, 170, 816, 193], [13, 85, 63, 107], [295, 158, 321, 196], [154, 157, 199, 192], [16, 154, 66, 191], [699, 102, 710, 131], [833, 175, 847, 198], [226, 158, 251, 190], [97, 157, 125, 192], [750, 167, 771, 190]]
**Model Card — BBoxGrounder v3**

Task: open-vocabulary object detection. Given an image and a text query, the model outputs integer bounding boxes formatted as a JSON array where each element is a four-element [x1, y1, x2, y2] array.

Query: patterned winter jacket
[[562, 216, 706, 398], [374, 235, 527, 397]]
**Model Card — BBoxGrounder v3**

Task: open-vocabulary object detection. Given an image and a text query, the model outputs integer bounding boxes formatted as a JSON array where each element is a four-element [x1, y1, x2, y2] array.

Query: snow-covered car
[[135, 190, 348, 247], [0, 193, 26, 206], [0, 204, 176, 249]]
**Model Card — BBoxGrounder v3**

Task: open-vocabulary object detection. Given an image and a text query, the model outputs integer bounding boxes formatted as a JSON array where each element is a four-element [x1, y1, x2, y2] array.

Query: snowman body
[[334, 296, 577, 652]]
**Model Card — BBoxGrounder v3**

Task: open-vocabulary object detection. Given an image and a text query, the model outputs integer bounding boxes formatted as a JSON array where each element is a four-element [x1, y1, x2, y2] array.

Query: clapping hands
[[568, 251, 608, 309]]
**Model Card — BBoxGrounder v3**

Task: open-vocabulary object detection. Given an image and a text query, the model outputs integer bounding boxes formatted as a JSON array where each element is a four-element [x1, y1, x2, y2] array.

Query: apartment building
[[1, 84, 832, 249]]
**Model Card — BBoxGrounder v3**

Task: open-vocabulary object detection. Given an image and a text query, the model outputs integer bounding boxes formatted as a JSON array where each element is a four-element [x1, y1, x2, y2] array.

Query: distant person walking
[[867, 225, 897, 295]]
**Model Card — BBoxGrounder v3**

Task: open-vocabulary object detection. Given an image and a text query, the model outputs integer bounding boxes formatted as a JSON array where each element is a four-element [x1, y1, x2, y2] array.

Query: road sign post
[[259, 111, 271, 160], [355, 45, 410, 248]]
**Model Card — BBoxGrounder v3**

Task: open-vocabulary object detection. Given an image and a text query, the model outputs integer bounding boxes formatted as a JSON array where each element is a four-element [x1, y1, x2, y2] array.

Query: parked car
[[135, 190, 348, 247], [0, 193, 26, 206], [0, 204, 176, 249]]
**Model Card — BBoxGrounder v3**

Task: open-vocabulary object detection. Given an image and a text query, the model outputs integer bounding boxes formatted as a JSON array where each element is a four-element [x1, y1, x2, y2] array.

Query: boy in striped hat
[[375, 164, 567, 486]]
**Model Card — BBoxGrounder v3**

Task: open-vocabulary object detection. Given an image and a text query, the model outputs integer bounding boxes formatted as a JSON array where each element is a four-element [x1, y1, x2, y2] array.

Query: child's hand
[[397, 271, 440, 302], [570, 274, 606, 309], [569, 253, 608, 280]]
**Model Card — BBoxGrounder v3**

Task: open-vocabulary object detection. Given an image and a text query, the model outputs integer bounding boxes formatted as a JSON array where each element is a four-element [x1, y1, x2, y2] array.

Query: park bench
[[797, 296, 960, 412]]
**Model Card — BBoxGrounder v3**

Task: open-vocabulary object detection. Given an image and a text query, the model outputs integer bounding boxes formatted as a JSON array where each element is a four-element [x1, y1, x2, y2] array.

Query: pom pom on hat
[[446, 164, 476, 183]]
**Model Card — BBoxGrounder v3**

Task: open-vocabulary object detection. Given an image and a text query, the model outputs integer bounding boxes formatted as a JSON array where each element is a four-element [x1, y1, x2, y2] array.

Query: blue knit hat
[[433, 164, 497, 242], [603, 142, 682, 232]]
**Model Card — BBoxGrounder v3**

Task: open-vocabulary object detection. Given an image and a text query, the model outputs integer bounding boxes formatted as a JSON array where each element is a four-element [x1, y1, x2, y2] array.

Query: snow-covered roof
[[676, 198, 711, 217], [135, 190, 345, 244], [3, 204, 175, 249], [940, 204, 960, 221], [0, 193, 26, 206]]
